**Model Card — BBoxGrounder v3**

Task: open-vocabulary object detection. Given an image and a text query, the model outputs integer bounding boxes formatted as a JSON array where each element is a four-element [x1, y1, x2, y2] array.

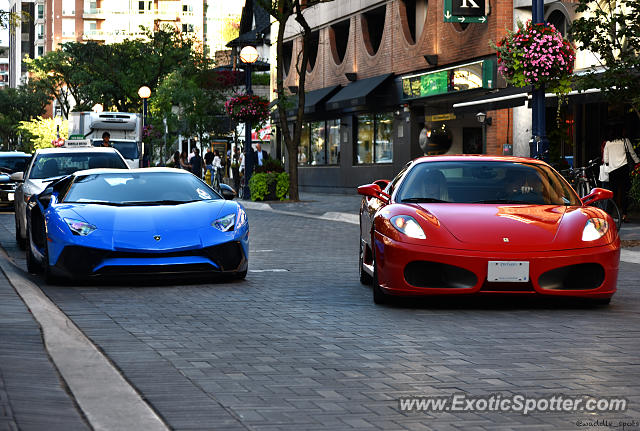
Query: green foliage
[[570, 0, 640, 119], [249, 171, 290, 201], [0, 82, 52, 150], [251, 72, 271, 86], [249, 173, 271, 201], [27, 25, 197, 115], [276, 172, 290, 200], [17, 117, 68, 152], [254, 158, 285, 173]]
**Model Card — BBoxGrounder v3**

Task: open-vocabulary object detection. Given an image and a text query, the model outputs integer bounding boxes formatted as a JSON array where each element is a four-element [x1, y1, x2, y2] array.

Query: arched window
[[400, 0, 428, 45], [361, 5, 386, 56], [282, 40, 293, 77], [547, 10, 570, 37], [306, 31, 320, 72], [329, 19, 350, 65]]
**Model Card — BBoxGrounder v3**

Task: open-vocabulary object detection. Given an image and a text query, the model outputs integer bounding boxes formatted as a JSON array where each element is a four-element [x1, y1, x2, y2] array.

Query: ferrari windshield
[[395, 161, 581, 206], [63, 172, 222, 204], [29, 152, 128, 179]]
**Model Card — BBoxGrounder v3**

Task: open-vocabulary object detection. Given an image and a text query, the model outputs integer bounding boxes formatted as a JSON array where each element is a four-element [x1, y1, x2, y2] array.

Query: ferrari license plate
[[487, 261, 529, 282]]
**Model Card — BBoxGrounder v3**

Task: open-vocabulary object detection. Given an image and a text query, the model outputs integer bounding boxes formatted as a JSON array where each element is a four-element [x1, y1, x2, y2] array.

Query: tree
[[17, 117, 68, 152], [571, 0, 640, 120], [257, 0, 334, 201], [0, 82, 51, 150], [27, 25, 196, 114]]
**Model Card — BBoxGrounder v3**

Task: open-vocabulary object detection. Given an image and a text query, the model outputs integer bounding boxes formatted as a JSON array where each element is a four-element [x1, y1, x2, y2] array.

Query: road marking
[[251, 249, 274, 253], [0, 252, 169, 431], [249, 269, 289, 273], [621, 249, 640, 264], [241, 202, 359, 225]]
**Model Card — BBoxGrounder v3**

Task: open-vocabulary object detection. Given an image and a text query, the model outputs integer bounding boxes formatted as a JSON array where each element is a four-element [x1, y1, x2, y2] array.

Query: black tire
[[235, 269, 247, 280], [15, 216, 25, 250], [371, 249, 388, 305], [591, 297, 611, 306], [359, 240, 373, 285], [26, 243, 39, 274]]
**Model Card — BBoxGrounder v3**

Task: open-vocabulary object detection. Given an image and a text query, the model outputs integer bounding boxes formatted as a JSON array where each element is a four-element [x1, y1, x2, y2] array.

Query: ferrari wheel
[[359, 240, 372, 285], [371, 249, 388, 305]]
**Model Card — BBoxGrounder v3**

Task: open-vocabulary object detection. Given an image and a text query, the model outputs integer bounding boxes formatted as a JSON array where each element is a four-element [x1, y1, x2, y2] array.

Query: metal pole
[[142, 98, 148, 167], [243, 63, 253, 200], [530, 0, 548, 160]]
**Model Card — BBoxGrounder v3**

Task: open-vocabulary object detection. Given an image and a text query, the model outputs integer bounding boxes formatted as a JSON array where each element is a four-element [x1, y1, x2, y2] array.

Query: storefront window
[[328, 119, 340, 164], [357, 114, 374, 164], [299, 123, 310, 165], [376, 113, 393, 163], [310, 121, 326, 165], [356, 113, 393, 164]]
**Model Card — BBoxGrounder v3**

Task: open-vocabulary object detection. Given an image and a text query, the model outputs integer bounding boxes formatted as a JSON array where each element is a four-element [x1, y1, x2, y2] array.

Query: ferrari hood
[[418, 203, 570, 251], [55, 200, 235, 251]]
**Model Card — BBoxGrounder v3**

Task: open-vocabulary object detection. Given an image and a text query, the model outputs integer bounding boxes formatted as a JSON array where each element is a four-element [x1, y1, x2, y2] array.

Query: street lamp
[[54, 116, 61, 139], [476, 112, 492, 154], [138, 86, 151, 167], [239, 45, 259, 199]]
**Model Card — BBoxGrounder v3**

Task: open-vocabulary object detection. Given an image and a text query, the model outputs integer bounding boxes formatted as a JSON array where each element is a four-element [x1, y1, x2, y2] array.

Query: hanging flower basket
[[224, 93, 269, 129], [491, 20, 576, 95]]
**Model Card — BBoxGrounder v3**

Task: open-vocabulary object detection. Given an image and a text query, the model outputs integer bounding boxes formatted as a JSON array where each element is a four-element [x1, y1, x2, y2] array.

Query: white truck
[[68, 112, 142, 169]]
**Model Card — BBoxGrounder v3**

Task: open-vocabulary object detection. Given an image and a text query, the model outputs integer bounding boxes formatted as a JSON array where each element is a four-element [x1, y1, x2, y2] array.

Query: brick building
[[274, 0, 514, 192]]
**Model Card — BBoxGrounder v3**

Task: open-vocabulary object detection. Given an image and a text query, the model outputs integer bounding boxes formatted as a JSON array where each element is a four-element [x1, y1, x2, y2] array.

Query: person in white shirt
[[603, 130, 640, 222], [211, 150, 223, 188]]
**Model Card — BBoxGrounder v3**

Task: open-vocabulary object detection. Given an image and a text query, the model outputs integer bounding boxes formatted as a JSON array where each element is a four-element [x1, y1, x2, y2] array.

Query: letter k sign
[[460, 0, 480, 7], [451, 0, 485, 16]]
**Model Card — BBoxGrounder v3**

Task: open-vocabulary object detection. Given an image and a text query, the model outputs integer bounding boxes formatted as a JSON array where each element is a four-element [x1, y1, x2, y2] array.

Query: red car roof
[[412, 154, 547, 165]]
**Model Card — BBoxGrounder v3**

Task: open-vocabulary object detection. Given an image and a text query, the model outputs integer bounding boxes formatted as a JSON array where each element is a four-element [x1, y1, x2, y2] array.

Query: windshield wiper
[[120, 200, 199, 206], [473, 199, 532, 204], [400, 197, 448, 203]]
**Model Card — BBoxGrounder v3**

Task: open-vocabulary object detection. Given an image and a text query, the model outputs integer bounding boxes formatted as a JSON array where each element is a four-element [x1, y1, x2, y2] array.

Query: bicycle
[[560, 158, 621, 231]]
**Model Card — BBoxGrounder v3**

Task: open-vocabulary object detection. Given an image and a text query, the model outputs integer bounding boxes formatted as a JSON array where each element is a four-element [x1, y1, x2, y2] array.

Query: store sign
[[444, 0, 488, 23], [401, 60, 494, 101], [426, 113, 457, 122]]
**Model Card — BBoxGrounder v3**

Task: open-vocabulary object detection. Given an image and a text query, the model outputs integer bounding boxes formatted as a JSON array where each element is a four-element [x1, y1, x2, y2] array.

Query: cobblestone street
[[0, 206, 639, 430]]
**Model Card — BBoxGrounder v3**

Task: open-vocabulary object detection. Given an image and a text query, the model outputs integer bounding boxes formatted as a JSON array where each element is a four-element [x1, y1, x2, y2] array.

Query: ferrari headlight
[[64, 218, 96, 236], [582, 218, 608, 241], [212, 213, 235, 232], [390, 215, 426, 239]]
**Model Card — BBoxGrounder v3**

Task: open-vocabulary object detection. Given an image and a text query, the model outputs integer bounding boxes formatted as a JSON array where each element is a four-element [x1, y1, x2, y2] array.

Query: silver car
[[13, 147, 129, 248]]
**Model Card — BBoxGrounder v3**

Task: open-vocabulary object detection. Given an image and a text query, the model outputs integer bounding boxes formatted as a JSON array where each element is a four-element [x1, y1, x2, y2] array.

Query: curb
[[0, 251, 169, 431]]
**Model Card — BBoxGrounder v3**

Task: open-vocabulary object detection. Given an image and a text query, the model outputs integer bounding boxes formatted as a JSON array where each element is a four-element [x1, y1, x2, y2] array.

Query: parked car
[[26, 168, 248, 283], [358, 155, 620, 305], [13, 147, 129, 249], [0, 152, 32, 208]]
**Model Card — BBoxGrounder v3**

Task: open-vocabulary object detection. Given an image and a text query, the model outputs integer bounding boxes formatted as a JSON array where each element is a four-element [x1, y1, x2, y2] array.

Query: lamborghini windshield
[[63, 172, 222, 205], [395, 161, 581, 206]]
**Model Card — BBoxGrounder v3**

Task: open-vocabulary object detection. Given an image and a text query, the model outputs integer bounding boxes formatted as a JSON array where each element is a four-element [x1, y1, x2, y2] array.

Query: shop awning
[[452, 86, 530, 113], [325, 74, 394, 111], [304, 85, 341, 113]]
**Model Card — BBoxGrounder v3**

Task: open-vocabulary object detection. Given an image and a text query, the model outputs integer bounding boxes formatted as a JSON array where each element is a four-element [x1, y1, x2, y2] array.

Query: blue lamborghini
[[26, 168, 249, 283]]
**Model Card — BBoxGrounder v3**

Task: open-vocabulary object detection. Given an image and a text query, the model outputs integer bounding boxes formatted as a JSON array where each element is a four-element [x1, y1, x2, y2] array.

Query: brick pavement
[[0, 206, 638, 430]]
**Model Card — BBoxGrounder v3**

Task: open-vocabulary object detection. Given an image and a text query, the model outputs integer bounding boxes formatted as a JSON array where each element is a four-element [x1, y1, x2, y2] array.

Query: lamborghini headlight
[[64, 218, 96, 236], [390, 215, 426, 239], [236, 207, 247, 229], [582, 218, 608, 242], [212, 213, 236, 232]]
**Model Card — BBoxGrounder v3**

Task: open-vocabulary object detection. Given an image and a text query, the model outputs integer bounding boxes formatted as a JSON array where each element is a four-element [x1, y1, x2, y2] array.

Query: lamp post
[[239, 45, 259, 199], [138, 86, 151, 167], [530, 0, 548, 160], [476, 112, 492, 154], [54, 116, 61, 139]]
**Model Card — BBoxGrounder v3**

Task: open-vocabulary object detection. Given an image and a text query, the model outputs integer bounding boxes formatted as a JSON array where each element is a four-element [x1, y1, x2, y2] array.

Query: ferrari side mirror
[[582, 187, 614, 206], [357, 183, 390, 203]]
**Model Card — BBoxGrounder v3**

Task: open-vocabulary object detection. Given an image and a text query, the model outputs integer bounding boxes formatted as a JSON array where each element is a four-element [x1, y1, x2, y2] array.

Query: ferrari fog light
[[390, 215, 426, 239], [64, 218, 96, 236], [582, 218, 608, 241], [212, 213, 235, 232]]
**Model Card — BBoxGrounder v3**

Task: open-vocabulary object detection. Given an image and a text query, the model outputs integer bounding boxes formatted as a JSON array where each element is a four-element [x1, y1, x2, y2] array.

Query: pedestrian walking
[[190, 147, 204, 179], [212, 150, 223, 190], [204, 147, 214, 182], [603, 128, 640, 223], [231, 147, 241, 193]]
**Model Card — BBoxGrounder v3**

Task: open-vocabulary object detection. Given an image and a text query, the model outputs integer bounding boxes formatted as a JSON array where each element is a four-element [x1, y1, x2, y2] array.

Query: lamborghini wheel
[[26, 243, 39, 274], [236, 269, 247, 280]]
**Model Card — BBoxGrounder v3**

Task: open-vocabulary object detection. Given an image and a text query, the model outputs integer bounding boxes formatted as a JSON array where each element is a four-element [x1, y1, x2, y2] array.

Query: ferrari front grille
[[404, 261, 477, 289], [538, 263, 605, 290]]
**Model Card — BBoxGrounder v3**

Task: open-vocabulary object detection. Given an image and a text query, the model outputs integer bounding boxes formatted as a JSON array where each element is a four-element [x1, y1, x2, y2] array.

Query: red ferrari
[[357, 156, 620, 305]]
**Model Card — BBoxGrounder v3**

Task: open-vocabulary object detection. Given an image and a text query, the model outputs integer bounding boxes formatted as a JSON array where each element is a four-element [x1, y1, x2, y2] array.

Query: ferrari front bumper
[[374, 233, 620, 299]]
